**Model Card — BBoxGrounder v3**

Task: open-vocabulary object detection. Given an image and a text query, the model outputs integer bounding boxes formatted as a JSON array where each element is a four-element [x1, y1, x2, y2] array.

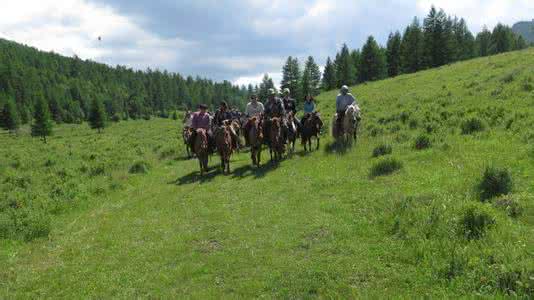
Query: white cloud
[[234, 72, 282, 89], [0, 0, 191, 70]]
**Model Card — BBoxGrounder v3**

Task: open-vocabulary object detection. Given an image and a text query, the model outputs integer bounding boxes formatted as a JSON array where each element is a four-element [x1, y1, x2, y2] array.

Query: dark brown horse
[[301, 112, 323, 151], [286, 112, 298, 154], [215, 121, 233, 174], [182, 127, 193, 158], [244, 116, 263, 167], [269, 117, 284, 161], [193, 128, 209, 175]]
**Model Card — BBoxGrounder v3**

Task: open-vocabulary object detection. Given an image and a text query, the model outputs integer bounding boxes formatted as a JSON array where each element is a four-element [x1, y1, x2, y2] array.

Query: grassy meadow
[[1, 48, 534, 297]]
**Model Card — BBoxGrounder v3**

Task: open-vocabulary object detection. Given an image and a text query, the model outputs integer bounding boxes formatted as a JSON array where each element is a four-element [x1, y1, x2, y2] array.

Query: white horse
[[333, 104, 361, 145]]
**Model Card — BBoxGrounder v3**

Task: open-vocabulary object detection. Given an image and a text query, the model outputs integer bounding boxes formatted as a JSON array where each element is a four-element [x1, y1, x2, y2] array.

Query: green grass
[[1, 49, 534, 297]]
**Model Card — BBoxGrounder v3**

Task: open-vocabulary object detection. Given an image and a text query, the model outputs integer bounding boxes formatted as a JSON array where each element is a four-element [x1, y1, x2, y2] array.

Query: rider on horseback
[[263, 88, 286, 146], [335, 85, 360, 134], [214, 101, 240, 149], [189, 104, 215, 153]]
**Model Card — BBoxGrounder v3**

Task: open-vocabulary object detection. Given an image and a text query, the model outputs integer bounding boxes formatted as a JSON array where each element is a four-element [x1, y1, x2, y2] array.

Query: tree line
[[0, 37, 249, 131]]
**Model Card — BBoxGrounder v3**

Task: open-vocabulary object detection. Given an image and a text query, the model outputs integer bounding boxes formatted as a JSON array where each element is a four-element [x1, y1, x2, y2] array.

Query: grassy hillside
[[1, 48, 534, 298]]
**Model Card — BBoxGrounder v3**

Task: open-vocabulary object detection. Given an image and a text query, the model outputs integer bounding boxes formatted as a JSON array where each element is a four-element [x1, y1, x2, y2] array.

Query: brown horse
[[215, 121, 233, 174], [193, 129, 209, 175], [286, 112, 298, 154], [269, 117, 285, 161], [182, 127, 193, 158], [244, 116, 263, 167], [301, 112, 323, 151], [230, 120, 242, 152]]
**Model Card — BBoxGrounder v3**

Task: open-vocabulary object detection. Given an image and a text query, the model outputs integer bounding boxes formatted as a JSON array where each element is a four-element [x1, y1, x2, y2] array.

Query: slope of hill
[[513, 20, 534, 43], [1, 49, 534, 298]]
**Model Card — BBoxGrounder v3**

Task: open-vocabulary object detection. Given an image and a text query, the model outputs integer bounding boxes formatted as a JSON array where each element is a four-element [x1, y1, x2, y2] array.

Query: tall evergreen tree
[[453, 18, 476, 61], [335, 44, 356, 87], [489, 23, 514, 54], [280, 56, 301, 100], [0, 98, 20, 132], [359, 36, 387, 83], [258, 74, 276, 101], [400, 17, 425, 73], [321, 57, 337, 91], [475, 26, 492, 57], [386, 31, 402, 77], [350, 49, 361, 83], [88, 98, 107, 133], [422, 6, 451, 68], [31, 96, 53, 143], [301, 56, 322, 97]]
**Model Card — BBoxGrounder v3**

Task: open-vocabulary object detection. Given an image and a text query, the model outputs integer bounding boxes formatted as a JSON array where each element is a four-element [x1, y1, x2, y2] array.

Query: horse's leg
[[257, 147, 261, 167], [316, 136, 320, 150], [199, 158, 203, 176]]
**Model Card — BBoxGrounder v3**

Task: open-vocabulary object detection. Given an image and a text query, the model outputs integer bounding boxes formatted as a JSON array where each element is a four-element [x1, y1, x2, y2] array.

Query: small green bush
[[478, 166, 512, 201], [458, 205, 495, 240], [493, 195, 522, 218], [461, 117, 485, 134], [372, 144, 393, 158], [414, 134, 431, 150], [370, 158, 403, 178], [111, 114, 121, 122], [129, 161, 150, 174]]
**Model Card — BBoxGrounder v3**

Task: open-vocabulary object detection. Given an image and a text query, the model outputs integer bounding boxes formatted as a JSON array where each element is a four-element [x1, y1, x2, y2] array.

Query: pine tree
[[280, 57, 301, 100], [422, 6, 450, 68], [489, 23, 514, 54], [475, 26, 492, 57], [386, 31, 402, 77], [350, 50, 361, 83], [301, 56, 322, 97], [452, 18, 475, 61], [31, 96, 53, 143], [321, 57, 337, 91], [1, 98, 21, 132], [400, 17, 425, 73], [88, 98, 107, 133], [335, 44, 356, 87], [359, 36, 387, 83], [258, 74, 276, 101]]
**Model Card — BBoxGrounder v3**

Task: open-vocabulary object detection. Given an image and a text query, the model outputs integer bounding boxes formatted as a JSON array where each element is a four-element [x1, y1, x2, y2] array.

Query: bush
[[110, 114, 121, 122], [129, 161, 150, 174], [478, 166, 512, 201], [372, 144, 392, 158], [458, 205, 495, 240], [414, 134, 431, 150], [1, 209, 52, 241], [461, 117, 485, 134], [493, 195, 522, 218], [370, 158, 403, 178]]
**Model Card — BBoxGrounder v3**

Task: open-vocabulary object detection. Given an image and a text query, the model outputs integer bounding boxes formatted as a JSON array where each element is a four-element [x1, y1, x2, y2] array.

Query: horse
[[230, 120, 242, 152], [301, 112, 323, 152], [269, 117, 285, 161], [193, 128, 209, 176], [333, 105, 360, 145], [214, 121, 233, 174], [244, 116, 263, 167], [286, 112, 298, 154], [182, 127, 194, 158]]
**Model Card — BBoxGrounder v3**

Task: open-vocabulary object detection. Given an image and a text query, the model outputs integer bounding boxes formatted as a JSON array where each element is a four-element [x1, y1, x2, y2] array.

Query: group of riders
[[183, 85, 361, 172]]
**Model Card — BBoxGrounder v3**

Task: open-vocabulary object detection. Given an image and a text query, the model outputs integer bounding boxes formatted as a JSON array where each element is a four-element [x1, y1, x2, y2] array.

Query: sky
[[1, 0, 532, 86]]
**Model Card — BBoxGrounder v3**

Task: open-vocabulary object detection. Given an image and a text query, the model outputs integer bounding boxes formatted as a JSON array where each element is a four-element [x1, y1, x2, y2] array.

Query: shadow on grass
[[171, 166, 220, 185], [231, 160, 280, 179], [324, 140, 353, 155]]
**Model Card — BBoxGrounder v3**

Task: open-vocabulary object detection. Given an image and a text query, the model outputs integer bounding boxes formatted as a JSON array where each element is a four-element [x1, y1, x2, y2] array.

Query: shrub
[[408, 119, 419, 129], [110, 114, 121, 122], [414, 134, 431, 150], [129, 161, 150, 174], [522, 78, 533, 92], [493, 195, 522, 218], [372, 144, 392, 158], [370, 158, 403, 178], [461, 117, 485, 134], [458, 205, 495, 240], [478, 166, 512, 201]]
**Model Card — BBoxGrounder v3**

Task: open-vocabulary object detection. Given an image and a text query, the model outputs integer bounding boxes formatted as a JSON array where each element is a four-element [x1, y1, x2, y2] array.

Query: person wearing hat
[[263, 88, 285, 118], [190, 104, 215, 152], [335, 85, 358, 134], [214, 101, 241, 149], [245, 94, 264, 117], [281, 88, 297, 116]]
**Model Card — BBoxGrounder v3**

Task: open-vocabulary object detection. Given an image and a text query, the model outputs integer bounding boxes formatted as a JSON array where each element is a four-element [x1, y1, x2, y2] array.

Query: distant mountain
[[512, 20, 534, 43]]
